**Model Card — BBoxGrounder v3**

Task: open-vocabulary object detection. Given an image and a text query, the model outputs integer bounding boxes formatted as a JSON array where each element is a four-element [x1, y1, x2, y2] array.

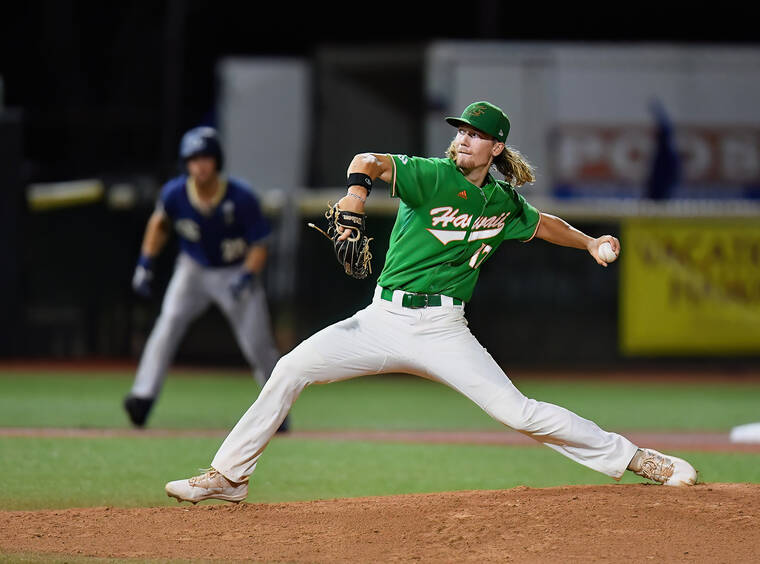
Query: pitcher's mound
[[1, 483, 758, 562]]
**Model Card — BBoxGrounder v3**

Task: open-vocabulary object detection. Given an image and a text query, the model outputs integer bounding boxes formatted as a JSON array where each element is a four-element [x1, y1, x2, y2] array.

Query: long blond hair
[[446, 141, 535, 187]]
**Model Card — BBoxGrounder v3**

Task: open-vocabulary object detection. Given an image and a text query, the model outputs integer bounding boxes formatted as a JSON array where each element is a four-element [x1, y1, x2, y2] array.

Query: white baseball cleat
[[165, 468, 248, 504], [632, 448, 697, 486]]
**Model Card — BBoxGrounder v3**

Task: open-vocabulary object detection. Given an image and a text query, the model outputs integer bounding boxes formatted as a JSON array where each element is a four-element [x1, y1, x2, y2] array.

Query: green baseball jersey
[[376, 155, 540, 302]]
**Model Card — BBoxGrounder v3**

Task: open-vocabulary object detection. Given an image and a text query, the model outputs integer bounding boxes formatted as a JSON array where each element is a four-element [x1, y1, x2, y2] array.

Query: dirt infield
[[2, 428, 758, 561], [1, 483, 758, 562]]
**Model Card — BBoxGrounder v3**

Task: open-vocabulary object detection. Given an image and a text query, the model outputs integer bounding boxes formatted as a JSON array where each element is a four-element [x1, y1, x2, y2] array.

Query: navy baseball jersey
[[158, 175, 271, 267]]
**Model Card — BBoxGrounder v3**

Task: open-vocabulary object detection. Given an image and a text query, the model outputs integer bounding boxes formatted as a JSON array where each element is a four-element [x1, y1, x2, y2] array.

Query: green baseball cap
[[445, 101, 510, 142]]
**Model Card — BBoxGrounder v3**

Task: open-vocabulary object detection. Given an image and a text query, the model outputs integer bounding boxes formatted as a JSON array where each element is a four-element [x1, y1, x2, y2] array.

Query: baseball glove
[[308, 203, 373, 279]]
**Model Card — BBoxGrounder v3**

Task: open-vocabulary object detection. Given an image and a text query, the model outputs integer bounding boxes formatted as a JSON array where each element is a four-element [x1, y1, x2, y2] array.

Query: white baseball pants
[[130, 253, 280, 398], [212, 286, 638, 483]]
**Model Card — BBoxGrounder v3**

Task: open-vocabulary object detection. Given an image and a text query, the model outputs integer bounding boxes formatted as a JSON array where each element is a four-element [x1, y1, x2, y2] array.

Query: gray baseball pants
[[130, 253, 280, 399]]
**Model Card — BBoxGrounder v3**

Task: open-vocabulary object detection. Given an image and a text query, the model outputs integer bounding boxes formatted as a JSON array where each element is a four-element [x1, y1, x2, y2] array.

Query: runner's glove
[[230, 270, 255, 301], [132, 255, 154, 298]]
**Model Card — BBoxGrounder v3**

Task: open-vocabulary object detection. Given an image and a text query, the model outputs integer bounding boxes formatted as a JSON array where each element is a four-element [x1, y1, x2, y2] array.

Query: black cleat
[[123, 395, 154, 428]]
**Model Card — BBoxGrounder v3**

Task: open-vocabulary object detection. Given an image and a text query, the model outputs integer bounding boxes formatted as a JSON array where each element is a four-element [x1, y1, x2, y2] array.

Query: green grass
[[0, 369, 759, 511], [1, 370, 759, 431], [2, 436, 758, 511]]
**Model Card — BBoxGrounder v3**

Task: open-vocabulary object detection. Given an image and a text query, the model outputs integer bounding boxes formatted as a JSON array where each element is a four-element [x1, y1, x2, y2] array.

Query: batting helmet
[[179, 126, 224, 170]]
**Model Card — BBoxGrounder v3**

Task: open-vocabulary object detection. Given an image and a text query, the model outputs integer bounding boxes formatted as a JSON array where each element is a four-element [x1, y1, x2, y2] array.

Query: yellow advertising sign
[[621, 219, 760, 355]]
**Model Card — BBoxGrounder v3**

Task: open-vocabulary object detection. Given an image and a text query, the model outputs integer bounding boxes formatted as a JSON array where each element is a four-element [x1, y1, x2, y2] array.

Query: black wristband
[[347, 172, 372, 195]]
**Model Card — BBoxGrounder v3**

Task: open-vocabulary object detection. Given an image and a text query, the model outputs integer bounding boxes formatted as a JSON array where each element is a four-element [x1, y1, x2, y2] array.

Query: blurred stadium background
[[1, 2, 758, 372]]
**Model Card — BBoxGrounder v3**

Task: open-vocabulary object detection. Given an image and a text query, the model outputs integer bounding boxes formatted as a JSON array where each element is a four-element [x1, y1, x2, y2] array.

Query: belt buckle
[[405, 292, 428, 309]]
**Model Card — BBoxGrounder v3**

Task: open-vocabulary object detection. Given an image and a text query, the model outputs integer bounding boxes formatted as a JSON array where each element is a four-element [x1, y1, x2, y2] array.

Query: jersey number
[[221, 238, 247, 263], [469, 243, 493, 269]]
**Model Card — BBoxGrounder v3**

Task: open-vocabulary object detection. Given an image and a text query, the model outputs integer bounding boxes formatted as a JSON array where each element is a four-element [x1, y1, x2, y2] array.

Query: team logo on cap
[[467, 105, 488, 117]]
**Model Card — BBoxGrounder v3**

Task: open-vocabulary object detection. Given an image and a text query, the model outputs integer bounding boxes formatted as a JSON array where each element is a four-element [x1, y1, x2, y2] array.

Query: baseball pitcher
[[125, 126, 288, 433], [165, 102, 695, 503]]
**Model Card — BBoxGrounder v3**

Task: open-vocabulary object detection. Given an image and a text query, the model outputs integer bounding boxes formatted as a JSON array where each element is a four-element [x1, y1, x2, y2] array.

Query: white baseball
[[598, 241, 618, 263]]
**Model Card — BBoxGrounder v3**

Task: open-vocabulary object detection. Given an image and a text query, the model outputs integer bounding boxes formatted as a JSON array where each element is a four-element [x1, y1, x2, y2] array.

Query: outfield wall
[[425, 42, 760, 200], [15, 192, 759, 367]]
